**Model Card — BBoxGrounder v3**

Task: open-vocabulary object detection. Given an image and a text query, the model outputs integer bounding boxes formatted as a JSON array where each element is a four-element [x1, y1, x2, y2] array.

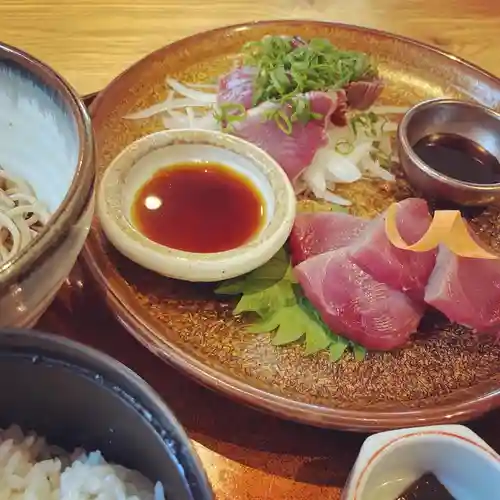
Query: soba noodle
[[0, 167, 50, 265]]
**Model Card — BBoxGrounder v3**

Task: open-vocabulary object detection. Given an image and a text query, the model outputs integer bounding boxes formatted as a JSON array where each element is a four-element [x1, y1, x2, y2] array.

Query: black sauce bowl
[[0, 328, 213, 500]]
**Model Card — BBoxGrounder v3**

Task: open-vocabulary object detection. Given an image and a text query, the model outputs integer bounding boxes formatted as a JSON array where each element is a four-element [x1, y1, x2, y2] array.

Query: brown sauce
[[412, 133, 500, 184], [132, 161, 265, 253], [396, 473, 456, 500]]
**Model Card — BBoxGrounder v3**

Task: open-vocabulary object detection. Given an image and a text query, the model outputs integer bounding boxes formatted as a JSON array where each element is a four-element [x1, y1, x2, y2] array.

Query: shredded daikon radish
[[165, 78, 217, 103], [160, 110, 219, 131], [125, 98, 212, 120], [361, 157, 396, 181], [185, 82, 218, 90], [322, 191, 352, 206], [124, 77, 220, 130], [0, 167, 50, 266], [301, 108, 398, 206]]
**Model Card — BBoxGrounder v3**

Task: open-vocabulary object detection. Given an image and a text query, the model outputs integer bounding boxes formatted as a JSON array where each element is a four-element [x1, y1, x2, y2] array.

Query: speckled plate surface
[[83, 20, 500, 431]]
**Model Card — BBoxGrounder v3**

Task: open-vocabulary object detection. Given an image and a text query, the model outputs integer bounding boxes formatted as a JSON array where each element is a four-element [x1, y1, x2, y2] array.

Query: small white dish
[[97, 129, 296, 282], [342, 424, 500, 499]]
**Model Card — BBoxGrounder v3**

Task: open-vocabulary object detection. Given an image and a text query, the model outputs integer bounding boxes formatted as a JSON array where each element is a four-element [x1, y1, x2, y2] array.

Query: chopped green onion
[[213, 102, 247, 132], [335, 139, 354, 155], [241, 35, 376, 111], [275, 110, 293, 135]]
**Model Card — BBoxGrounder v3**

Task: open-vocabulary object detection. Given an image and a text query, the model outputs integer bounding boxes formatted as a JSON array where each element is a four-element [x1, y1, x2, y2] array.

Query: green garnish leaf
[[233, 279, 296, 318], [215, 247, 295, 296], [215, 247, 367, 363], [215, 278, 248, 295], [353, 343, 367, 361], [329, 337, 350, 362], [247, 306, 306, 345], [241, 246, 292, 282], [299, 297, 334, 354]]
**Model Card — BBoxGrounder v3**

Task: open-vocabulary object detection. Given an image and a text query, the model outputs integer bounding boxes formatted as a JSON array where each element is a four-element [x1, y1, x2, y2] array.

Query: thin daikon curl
[[165, 78, 217, 103], [125, 77, 218, 122]]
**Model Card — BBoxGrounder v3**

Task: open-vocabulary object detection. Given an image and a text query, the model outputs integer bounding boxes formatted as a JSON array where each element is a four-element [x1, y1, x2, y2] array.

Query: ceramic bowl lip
[[352, 428, 500, 499], [96, 128, 296, 282], [0, 327, 214, 500], [398, 98, 500, 190], [85, 20, 500, 431], [0, 41, 95, 292]]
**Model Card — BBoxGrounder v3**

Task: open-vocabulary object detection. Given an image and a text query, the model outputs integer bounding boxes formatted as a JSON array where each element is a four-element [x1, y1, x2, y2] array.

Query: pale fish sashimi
[[231, 91, 339, 181], [217, 66, 258, 110], [345, 78, 385, 110]]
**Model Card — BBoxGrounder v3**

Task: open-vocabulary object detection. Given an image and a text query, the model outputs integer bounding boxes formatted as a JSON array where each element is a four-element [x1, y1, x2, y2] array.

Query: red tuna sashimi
[[350, 198, 437, 300], [232, 91, 339, 181], [330, 89, 348, 127], [295, 249, 424, 350], [217, 66, 257, 110], [289, 211, 368, 265], [345, 78, 385, 110], [425, 245, 500, 332]]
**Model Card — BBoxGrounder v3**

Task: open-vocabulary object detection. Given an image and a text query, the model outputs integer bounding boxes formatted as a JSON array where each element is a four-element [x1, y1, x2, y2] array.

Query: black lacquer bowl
[[0, 328, 213, 500]]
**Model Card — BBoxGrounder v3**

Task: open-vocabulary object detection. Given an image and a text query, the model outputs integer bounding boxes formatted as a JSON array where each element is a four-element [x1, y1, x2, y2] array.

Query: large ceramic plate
[[84, 21, 500, 431]]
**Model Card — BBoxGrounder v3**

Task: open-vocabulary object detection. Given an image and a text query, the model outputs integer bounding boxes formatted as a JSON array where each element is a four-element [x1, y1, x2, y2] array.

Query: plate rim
[[85, 19, 500, 431], [89, 19, 500, 115]]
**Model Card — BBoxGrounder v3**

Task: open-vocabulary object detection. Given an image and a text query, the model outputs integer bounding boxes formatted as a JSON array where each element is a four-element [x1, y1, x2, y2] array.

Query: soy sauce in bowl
[[396, 473, 456, 499], [413, 133, 500, 184], [132, 161, 265, 253]]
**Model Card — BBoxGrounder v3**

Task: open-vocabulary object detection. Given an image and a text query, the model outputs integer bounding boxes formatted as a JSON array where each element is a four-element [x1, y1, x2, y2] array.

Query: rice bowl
[[0, 329, 213, 500], [0, 425, 168, 499]]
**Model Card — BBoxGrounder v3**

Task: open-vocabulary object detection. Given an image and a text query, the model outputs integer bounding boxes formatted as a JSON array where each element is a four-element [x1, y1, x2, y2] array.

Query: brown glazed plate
[[83, 20, 500, 431]]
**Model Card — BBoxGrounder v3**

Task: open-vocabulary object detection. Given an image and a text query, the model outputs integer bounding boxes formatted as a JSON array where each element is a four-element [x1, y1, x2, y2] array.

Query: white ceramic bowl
[[342, 424, 500, 500], [0, 42, 95, 327], [97, 129, 296, 282]]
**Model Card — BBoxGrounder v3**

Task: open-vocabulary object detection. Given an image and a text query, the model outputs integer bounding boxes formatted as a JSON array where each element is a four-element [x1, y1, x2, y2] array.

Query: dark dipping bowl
[[0, 328, 213, 500], [398, 98, 500, 206]]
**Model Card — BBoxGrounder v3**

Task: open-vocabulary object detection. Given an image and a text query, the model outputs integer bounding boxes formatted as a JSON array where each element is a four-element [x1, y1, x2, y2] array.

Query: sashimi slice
[[289, 211, 368, 265], [295, 249, 424, 350], [329, 89, 348, 127], [217, 66, 257, 110], [231, 91, 339, 181], [425, 245, 500, 332], [350, 198, 437, 300], [345, 78, 385, 110]]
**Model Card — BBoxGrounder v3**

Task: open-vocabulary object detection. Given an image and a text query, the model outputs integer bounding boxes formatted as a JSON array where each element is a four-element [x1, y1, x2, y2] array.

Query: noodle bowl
[[0, 168, 50, 265]]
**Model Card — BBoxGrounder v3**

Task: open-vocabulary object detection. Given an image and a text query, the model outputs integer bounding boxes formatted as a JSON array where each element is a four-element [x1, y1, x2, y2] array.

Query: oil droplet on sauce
[[132, 162, 265, 253]]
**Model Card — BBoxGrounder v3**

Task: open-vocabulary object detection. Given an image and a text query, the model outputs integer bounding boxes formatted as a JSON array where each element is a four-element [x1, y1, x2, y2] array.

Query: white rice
[[0, 425, 166, 499]]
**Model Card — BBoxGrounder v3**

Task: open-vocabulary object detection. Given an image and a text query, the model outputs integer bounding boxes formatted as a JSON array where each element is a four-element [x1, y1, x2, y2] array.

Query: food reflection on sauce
[[132, 161, 265, 253], [412, 133, 500, 184]]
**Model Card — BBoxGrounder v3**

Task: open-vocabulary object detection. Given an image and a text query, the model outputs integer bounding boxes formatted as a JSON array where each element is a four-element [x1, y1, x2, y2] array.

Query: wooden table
[[2, 0, 499, 497]]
